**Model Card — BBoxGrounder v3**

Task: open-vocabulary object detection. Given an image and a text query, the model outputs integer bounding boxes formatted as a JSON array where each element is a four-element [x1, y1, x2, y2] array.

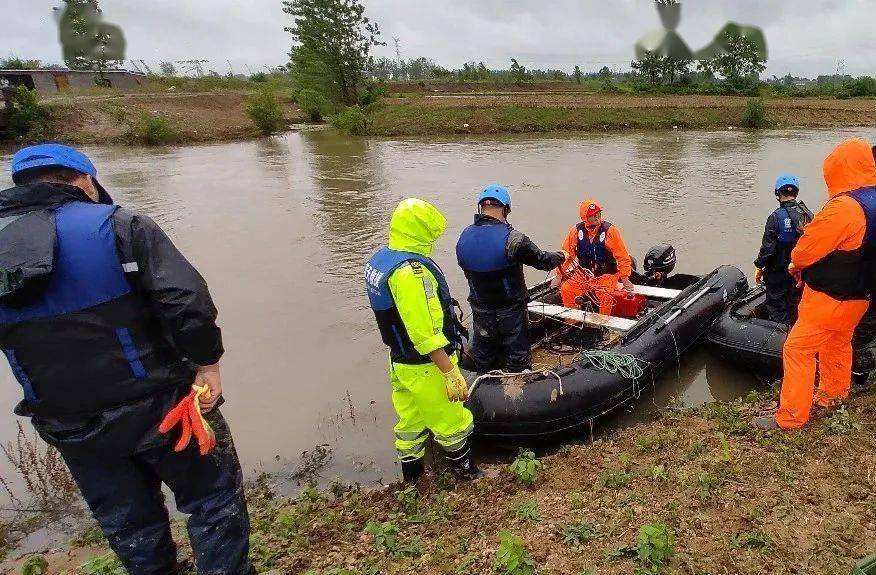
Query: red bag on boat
[[610, 291, 648, 319]]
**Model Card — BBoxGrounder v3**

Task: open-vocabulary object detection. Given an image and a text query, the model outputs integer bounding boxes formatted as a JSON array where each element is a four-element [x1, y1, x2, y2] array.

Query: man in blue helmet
[[456, 185, 566, 373], [0, 144, 253, 574], [754, 174, 814, 324]]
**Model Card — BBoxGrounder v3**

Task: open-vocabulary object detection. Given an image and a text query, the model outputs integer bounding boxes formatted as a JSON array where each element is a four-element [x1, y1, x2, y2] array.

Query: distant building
[[0, 69, 147, 94]]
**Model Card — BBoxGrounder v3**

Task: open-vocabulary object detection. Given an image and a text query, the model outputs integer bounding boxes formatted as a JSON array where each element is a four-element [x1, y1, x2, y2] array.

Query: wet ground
[[0, 127, 873, 496]]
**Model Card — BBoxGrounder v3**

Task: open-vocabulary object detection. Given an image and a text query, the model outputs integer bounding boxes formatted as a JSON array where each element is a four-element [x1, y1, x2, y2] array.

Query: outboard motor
[[644, 244, 677, 281]]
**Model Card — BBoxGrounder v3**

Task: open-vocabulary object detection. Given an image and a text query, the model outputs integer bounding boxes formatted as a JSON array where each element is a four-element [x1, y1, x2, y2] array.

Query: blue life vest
[[456, 218, 526, 308], [804, 186, 876, 300], [774, 206, 802, 244], [365, 247, 460, 364], [575, 221, 618, 276], [0, 201, 188, 418]]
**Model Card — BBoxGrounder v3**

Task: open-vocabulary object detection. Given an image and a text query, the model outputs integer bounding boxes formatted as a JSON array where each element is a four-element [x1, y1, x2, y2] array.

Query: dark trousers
[[62, 411, 253, 575], [470, 303, 531, 374], [853, 300, 876, 377], [764, 271, 800, 324]]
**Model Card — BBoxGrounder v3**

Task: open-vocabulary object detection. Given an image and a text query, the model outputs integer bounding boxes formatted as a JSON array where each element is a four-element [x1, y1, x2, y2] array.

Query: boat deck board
[[527, 302, 638, 331]]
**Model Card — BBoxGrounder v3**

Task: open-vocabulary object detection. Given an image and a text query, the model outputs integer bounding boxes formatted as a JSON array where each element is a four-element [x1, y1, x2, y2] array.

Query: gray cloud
[[4, 0, 874, 77]]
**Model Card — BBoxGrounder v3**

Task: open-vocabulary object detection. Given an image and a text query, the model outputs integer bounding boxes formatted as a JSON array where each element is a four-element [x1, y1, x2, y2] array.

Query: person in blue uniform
[[456, 185, 566, 374]]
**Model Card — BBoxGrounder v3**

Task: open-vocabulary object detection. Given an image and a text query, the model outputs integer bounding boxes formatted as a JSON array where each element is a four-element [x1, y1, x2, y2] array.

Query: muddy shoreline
[[5, 391, 875, 574]]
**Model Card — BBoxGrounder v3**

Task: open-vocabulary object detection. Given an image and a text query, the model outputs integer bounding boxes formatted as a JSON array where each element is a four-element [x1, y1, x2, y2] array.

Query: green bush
[[3, 86, 50, 141], [359, 82, 386, 107], [742, 98, 767, 128], [250, 72, 268, 83], [845, 76, 876, 97], [130, 113, 177, 145], [331, 105, 368, 136], [21, 555, 48, 575], [364, 520, 400, 553], [246, 87, 285, 135], [297, 88, 328, 122], [509, 449, 542, 486], [637, 522, 674, 574], [495, 530, 537, 575], [80, 553, 126, 575]]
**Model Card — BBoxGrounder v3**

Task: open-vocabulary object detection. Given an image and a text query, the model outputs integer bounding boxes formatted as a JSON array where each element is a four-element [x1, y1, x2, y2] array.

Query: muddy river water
[[0, 127, 873, 493]]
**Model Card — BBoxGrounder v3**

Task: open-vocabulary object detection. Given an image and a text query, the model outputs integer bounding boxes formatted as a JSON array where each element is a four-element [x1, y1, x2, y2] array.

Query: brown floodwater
[[0, 127, 873, 494]]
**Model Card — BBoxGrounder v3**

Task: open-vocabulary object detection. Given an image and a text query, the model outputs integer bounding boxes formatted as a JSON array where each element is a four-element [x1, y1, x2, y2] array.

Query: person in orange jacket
[[558, 200, 634, 314], [754, 138, 876, 430]]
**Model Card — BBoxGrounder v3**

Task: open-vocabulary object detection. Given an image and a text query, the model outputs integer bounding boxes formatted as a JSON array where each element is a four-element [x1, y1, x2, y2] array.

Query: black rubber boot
[[401, 458, 425, 483], [444, 441, 483, 480], [853, 370, 871, 391]]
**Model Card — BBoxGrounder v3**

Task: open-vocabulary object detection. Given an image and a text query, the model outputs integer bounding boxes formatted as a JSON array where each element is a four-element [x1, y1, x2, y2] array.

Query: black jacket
[[466, 214, 565, 309], [0, 183, 222, 456], [754, 200, 813, 274]]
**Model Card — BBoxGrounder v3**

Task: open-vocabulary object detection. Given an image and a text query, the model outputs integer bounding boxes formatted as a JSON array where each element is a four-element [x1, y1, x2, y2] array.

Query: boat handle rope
[[469, 367, 564, 398]]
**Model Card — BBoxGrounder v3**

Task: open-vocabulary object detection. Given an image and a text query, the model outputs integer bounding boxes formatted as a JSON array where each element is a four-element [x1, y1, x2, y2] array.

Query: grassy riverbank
[[366, 92, 876, 136], [6, 80, 875, 149], [6, 390, 875, 574], [1, 77, 306, 148]]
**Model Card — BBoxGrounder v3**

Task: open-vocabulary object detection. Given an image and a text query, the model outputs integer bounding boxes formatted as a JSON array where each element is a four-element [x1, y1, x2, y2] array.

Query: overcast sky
[[5, 1, 876, 78]]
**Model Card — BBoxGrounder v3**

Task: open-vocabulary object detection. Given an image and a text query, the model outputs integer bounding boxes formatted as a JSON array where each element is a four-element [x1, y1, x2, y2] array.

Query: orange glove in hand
[[159, 385, 217, 455]]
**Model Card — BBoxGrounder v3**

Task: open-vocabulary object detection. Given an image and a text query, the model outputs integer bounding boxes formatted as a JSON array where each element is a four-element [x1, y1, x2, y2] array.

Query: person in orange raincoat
[[558, 200, 634, 314], [754, 138, 876, 430]]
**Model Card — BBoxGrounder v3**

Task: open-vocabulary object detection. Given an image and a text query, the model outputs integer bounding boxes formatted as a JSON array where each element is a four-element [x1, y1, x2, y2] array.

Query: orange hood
[[822, 138, 876, 198], [579, 199, 603, 221]]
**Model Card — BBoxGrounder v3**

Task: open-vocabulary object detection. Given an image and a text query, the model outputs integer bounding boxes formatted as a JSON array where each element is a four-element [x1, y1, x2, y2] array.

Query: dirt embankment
[[368, 92, 876, 136], [42, 90, 305, 146], [8, 391, 876, 574]]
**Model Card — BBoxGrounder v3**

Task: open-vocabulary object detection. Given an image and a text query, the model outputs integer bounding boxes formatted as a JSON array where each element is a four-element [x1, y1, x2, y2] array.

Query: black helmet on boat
[[644, 244, 676, 277]]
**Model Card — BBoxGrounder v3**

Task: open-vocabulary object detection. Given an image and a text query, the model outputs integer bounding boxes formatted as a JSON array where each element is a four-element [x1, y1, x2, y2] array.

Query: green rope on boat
[[580, 350, 648, 381]]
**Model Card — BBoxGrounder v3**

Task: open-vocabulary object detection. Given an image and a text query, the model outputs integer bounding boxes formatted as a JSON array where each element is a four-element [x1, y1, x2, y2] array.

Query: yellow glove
[[442, 366, 469, 402], [754, 267, 763, 285]]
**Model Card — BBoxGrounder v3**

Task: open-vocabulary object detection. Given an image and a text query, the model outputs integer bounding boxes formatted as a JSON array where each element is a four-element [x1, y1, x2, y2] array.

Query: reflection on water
[[305, 130, 394, 288], [0, 127, 873, 494]]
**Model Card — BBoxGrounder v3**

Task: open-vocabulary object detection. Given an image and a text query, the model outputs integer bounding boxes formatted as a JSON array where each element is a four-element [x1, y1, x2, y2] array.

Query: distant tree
[[57, 0, 125, 78], [283, 0, 383, 106], [509, 58, 530, 85], [0, 56, 42, 70], [573, 65, 583, 84], [661, 58, 691, 84], [159, 61, 177, 76], [698, 31, 766, 83], [631, 51, 663, 85]]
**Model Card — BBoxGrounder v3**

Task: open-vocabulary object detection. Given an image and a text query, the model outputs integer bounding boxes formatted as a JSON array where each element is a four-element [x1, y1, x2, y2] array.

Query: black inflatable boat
[[705, 285, 785, 377], [464, 265, 749, 439]]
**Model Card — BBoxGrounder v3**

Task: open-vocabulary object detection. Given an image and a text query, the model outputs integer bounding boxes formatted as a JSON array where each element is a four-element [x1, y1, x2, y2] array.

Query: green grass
[[367, 102, 744, 136]]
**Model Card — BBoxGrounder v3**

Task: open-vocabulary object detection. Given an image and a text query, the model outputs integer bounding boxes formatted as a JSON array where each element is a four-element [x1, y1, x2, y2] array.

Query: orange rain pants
[[560, 272, 619, 314], [775, 300, 867, 428], [775, 138, 876, 429]]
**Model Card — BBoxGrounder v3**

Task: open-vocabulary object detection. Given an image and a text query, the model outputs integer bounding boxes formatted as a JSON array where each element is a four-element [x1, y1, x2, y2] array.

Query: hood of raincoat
[[388, 198, 447, 257], [823, 138, 876, 198], [579, 199, 603, 221]]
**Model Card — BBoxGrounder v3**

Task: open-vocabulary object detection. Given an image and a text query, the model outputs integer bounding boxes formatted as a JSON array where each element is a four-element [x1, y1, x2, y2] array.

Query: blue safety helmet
[[10, 144, 112, 203], [774, 174, 800, 195], [478, 184, 511, 209]]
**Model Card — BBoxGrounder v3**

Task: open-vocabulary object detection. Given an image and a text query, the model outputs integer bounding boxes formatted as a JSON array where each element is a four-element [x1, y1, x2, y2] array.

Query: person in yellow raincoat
[[364, 198, 479, 482]]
